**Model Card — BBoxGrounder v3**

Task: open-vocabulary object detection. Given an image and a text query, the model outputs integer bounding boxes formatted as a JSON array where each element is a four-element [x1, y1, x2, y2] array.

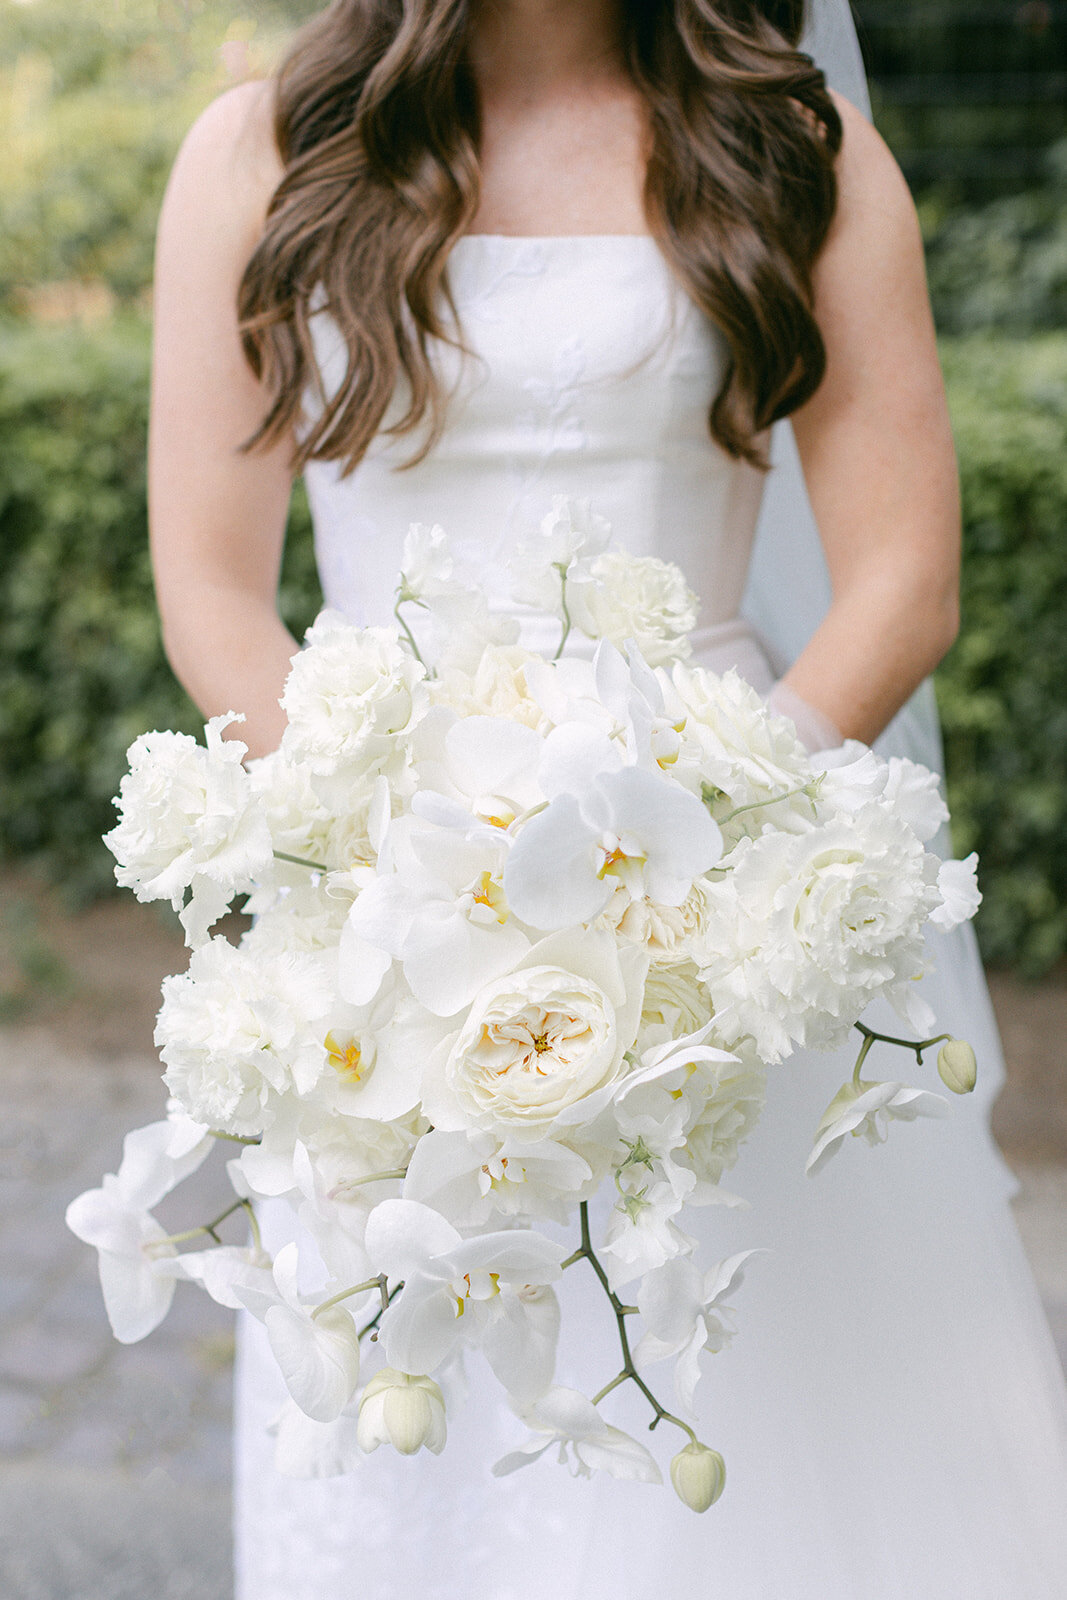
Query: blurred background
[[0, 2, 1065, 1595]]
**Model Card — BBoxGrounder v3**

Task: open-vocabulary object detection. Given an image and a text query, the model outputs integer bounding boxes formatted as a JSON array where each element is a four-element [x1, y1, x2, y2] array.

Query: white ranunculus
[[567, 551, 698, 666], [680, 1053, 767, 1190], [281, 612, 427, 785], [156, 939, 333, 1136], [105, 714, 274, 947], [431, 644, 548, 730], [426, 931, 647, 1139]]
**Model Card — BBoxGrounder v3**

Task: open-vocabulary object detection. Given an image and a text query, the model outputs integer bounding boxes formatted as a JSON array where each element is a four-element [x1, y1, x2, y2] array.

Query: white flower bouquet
[[68, 498, 981, 1509]]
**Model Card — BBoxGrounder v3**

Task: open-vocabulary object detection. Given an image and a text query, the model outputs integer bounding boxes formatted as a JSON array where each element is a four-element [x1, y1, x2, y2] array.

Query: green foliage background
[[2, 0, 1066, 973]]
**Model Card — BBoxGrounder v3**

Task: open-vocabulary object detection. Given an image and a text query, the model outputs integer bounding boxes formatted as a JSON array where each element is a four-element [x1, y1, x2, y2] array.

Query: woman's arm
[[149, 81, 295, 759], [782, 94, 961, 747]]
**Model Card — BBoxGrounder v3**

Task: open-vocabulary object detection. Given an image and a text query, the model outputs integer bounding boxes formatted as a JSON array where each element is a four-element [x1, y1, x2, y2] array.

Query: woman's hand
[[784, 93, 961, 747], [149, 81, 295, 759]]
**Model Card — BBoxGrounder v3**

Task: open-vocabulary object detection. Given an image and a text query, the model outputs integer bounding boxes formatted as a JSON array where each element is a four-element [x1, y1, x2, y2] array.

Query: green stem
[[853, 1020, 953, 1075], [274, 850, 329, 874], [152, 1196, 249, 1250], [393, 597, 427, 667], [552, 563, 573, 661], [210, 1130, 262, 1146], [570, 1202, 698, 1445], [333, 1167, 408, 1192], [312, 1274, 387, 1322], [718, 781, 818, 826]]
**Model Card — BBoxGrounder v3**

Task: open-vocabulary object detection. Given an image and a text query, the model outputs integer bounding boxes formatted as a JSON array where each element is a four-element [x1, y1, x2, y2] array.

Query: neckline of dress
[[455, 232, 658, 244]]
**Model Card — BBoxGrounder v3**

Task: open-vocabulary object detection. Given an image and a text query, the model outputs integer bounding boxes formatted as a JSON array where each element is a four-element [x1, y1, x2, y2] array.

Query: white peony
[[568, 551, 698, 666], [105, 713, 273, 947], [156, 938, 333, 1135]]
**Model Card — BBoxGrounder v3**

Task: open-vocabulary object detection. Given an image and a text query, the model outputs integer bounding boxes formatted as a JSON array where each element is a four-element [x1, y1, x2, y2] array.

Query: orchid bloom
[[807, 1079, 949, 1177], [635, 1251, 761, 1411], [65, 1115, 213, 1343], [493, 1386, 662, 1483], [364, 1199, 565, 1402], [504, 760, 722, 932]]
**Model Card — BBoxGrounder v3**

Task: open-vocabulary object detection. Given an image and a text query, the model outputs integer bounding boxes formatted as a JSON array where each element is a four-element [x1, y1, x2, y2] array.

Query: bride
[[148, 0, 1067, 1595]]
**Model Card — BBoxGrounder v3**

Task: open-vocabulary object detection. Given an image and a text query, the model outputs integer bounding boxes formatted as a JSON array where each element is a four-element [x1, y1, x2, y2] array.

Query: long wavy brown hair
[[238, 0, 842, 473]]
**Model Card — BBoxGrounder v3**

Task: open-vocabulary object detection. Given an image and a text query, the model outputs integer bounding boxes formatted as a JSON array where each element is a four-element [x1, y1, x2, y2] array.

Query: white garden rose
[[156, 939, 333, 1136], [568, 552, 698, 667], [281, 613, 427, 785], [602, 881, 712, 957], [427, 932, 647, 1139]]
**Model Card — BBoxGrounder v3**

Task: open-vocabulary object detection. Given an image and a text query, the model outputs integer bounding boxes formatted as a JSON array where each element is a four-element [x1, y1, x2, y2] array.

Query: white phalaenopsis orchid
[[636, 1251, 761, 1410], [82, 502, 981, 1502], [806, 1079, 950, 1176], [65, 1116, 212, 1342], [364, 1199, 564, 1400], [493, 1387, 662, 1483], [505, 762, 723, 932], [341, 819, 530, 1017], [241, 1243, 365, 1424]]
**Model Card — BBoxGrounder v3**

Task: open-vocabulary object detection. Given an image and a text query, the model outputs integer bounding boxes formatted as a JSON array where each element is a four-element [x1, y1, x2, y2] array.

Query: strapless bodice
[[302, 235, 770, 672]]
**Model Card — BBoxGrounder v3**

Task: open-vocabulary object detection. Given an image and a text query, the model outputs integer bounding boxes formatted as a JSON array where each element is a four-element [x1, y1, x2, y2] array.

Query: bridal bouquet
[[68, 499, 981, 1510]]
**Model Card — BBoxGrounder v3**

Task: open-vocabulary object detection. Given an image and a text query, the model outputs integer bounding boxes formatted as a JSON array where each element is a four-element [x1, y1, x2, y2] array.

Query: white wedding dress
[[232, 233, 1067, 1599]]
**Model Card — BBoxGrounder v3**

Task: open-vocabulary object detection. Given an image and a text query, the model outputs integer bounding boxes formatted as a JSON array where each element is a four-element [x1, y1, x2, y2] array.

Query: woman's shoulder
[[827, 90, 917, 231], [160, 79, 284, 251]]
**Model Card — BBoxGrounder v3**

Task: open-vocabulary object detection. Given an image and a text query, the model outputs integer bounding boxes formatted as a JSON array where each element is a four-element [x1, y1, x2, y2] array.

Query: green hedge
[[937, 334, 1067, 974], [0, 317, 320, 896], [2, 322, 1066, 973]]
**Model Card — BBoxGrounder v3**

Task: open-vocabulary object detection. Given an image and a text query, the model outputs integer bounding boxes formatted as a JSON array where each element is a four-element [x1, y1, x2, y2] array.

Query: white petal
[[265, 1303, 361, 1423], [98, 1247, 176, 1344], [363, 1198, 461, 1279], [503, 797, 608, 930]]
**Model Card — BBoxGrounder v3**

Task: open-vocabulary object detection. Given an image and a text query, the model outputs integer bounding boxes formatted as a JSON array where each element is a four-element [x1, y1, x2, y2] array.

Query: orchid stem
[[393, 597, 427, 667], [852, 1021, 953, 1084], [570, 1202, 698, 1445], [152, 1196, 249, 1250], [718, 780, 819, 826], [312, 1275, 388, 1322], [274, 850, 328, 873], [553, 563, 573, 661]]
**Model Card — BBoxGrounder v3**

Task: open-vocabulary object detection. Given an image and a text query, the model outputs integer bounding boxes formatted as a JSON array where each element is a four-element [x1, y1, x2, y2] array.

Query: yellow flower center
[[325, 1031, 364, 1082]]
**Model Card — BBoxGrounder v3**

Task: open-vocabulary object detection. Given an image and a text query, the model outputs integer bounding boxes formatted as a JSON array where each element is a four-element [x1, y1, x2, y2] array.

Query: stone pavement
[[1, 1022, 1066, 1600]]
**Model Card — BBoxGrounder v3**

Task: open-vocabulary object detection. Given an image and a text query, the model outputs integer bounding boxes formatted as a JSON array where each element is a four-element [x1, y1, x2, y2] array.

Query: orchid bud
[[670, 1441, 726, 1512], [357, 1369, 447, 1457], [937, 1039, 978, 1096]]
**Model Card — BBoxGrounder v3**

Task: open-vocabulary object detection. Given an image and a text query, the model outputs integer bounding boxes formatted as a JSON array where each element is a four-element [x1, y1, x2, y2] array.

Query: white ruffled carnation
[[568, 552, 698, 667], [105, 714, 273, 946], [281, 613, 427, 786], [697, 806, 940, 1063], [156, 939, 333, 1136], [664, 666, 813, 819]]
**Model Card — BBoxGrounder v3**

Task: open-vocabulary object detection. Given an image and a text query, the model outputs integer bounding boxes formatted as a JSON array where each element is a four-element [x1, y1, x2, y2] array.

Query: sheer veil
[[743, 0, 947, 781]]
